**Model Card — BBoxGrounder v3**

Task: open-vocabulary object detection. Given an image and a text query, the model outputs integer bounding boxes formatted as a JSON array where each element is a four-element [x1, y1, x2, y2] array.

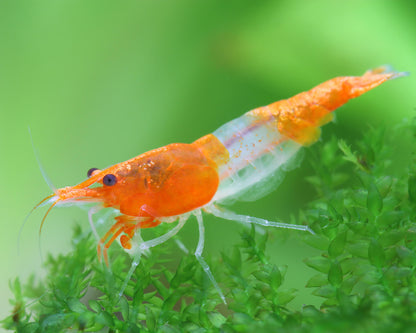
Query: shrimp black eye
[[87, 168, 99, 178], [103, 174, 117, 186]]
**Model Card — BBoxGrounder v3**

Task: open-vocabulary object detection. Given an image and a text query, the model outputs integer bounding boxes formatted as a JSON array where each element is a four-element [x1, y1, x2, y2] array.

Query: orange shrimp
[[33, 66, 407, 303]]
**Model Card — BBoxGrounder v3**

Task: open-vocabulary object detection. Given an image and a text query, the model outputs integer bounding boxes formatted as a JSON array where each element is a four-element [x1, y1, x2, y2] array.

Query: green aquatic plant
[[3, 119, 416, 332]]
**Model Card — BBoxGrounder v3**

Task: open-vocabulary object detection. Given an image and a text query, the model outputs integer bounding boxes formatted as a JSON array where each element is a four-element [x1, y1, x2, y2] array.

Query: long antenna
[[28, 126, 56, 191], [18, 128, 57, 258]]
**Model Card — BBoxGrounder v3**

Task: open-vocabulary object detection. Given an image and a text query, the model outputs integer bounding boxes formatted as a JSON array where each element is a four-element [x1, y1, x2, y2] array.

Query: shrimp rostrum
[[34, 66, 407, 303]]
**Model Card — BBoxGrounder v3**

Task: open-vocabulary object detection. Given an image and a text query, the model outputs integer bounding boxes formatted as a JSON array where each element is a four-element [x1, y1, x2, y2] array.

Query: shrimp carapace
[[32, 66, 407, 303], [55, 141, 228, 218]]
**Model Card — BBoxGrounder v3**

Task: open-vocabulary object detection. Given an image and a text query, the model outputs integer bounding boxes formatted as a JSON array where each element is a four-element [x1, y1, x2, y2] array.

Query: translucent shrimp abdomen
[[212, 112, 301, 203]]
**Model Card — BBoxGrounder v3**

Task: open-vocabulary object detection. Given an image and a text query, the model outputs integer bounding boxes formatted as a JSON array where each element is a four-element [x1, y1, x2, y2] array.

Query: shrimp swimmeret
[[34, 66, 406, 303]]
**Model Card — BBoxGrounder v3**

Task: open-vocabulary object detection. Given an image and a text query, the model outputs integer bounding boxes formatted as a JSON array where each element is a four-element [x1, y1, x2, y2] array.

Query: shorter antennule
[[17, 194, 58, 255], [39, 198, 60, 235], [33, 194, 57, 211]]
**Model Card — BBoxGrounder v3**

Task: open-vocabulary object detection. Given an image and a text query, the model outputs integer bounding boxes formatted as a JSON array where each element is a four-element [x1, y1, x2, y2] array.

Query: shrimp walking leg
[[206, 205, 315, 234], [97, 218, 136, 264], [98, 215, 159, 262], [119, 217, 188, 297], [138, 217, 187, 251], [175, 238, 189, 254], [194, 210, 227, 304], [118, 248, 142, 298], [88, 206, 102, 242]]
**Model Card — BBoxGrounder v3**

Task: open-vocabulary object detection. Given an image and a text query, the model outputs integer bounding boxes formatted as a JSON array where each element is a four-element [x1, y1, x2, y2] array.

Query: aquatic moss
[[3, 119, 416, 332]]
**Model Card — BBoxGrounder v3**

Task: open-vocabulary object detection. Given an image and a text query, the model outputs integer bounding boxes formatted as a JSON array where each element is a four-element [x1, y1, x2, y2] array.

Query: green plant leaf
[[408, 175, 416, 203], [67, 297, 88, 313], [208, 312, 227, 328], [304, 256, 331, 273], [88, 300, 101, 313], [312, 285, 336, 299], [96, 311, 114, 327], [338, 139, 368, 172], [367, 182, 383, 216], [119, 296, 129, 321], [146, 307, 156, 332], [368, 239, 386, 268], [328, 231, 347, 258], [328, 261, 343, 287], [306, 274, 327, 288]]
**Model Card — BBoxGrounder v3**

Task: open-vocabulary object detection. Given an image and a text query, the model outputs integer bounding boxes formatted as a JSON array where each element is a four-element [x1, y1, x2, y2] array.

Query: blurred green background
[[1, 0, 414, 318]]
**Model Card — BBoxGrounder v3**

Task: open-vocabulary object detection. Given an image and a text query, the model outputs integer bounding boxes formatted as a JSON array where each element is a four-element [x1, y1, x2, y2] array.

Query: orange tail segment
[[249, 66, 408, 145]]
